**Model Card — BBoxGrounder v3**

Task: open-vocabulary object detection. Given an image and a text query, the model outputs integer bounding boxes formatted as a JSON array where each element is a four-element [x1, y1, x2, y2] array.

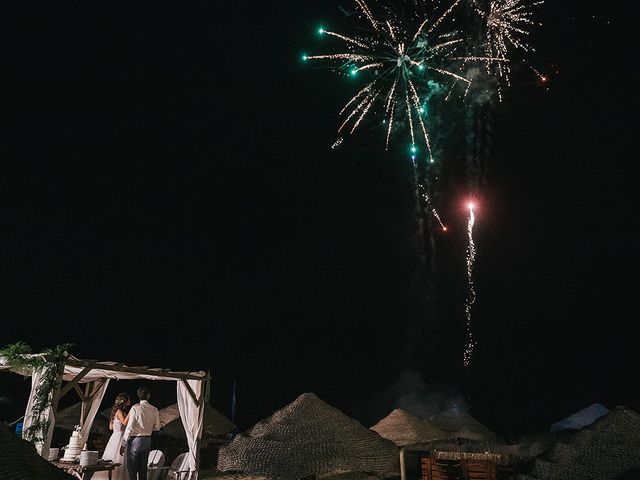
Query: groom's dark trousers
[[127, 435, 151, 479]]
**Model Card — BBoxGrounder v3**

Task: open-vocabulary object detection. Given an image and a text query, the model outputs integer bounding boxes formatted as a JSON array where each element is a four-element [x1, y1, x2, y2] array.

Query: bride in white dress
[[94, 392, 131, 480]]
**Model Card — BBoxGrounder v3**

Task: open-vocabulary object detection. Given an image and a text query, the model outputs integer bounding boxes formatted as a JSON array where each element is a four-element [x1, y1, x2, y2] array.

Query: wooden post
[[400, 447, 406, 480], [81, 381, 96, 427], [180, 379, 200, 406], [195, 379, 208, 478]]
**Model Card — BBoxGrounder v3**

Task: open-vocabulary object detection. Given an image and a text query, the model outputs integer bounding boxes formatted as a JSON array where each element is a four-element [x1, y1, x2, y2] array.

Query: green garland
[[0, 341, 73, 443]]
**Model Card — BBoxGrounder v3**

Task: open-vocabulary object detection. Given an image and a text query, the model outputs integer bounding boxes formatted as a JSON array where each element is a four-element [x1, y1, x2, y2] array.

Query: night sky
[[1, 1, 637, 440]]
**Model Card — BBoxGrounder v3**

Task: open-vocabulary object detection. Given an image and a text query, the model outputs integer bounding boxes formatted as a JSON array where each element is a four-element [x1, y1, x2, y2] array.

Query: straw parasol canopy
[[217, 392, 399, 480], [159, 403, 235, 439], [55, 402, 110, 435], [519, 406, 640, 480], [428, 409, 495, 442], [370, 408, 449, 446], [0, 426, 75, 479]]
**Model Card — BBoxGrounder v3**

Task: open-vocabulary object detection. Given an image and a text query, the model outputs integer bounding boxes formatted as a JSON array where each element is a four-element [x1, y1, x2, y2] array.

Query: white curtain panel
[[177, 379, 205, 479], [21, 367, 44, 440], [22, 366, 56, 458]]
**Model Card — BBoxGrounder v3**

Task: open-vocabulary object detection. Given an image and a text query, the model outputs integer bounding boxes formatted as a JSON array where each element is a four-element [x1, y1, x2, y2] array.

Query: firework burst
[[472, 0, 544, 98], [302, 0, 544, 372], [303, 0, 494, 162]]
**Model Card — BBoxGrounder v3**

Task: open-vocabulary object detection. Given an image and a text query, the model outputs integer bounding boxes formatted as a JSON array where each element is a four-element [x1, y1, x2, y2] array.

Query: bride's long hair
[[110, 392, 131, 421]]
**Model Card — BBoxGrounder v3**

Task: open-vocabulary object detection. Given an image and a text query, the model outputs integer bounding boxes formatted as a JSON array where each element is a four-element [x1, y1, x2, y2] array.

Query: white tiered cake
[[62, 426, 83, 462]]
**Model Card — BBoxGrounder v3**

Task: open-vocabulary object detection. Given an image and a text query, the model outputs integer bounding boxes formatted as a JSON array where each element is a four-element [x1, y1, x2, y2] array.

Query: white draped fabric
[[177, 379, 205, 480], [79, 378, 110, 448], [22, 366, 57, 459], [22, 367, 44, 439], [62, 365, 185, 382]]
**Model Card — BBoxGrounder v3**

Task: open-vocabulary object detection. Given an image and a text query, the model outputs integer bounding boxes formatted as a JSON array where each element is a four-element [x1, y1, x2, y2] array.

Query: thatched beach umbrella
[[158, 403, 235, 439], [520, 406, 640, 480], [428, 409, 495, 442], [218, 392, 399, 480], [55, 402, 110, 435], [370, 408, 449, 446]]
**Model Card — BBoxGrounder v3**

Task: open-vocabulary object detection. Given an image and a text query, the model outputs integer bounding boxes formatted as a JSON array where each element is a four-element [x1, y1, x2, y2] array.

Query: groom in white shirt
[[120, 386, 161, 479]]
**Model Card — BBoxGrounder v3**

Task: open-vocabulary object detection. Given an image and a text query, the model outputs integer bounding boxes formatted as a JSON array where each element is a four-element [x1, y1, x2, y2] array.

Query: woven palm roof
[[55, 402, 110, 435], [159, 403, 235, 438], [427, 409, 495, 442], [370, 408, 448, 446], [0, 426, 74, 479], [519, 406, 640, 480], [217, 392, 399, 480]]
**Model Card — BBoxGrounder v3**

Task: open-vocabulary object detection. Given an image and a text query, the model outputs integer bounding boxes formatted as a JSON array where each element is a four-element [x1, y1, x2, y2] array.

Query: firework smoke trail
[[411, 155, 426, 263], [463, 202, 477, 368]]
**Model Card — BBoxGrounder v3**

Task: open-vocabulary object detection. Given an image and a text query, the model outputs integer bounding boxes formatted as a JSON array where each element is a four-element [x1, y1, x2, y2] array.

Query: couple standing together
[[96, 386, 161, 480]]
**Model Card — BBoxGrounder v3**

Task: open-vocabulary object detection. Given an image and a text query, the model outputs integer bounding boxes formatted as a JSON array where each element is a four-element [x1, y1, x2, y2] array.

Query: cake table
[[50, 459, 122, 480]]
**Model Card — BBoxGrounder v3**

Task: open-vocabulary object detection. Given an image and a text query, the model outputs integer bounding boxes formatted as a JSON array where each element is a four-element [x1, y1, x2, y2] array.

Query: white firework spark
[[422, 189, 447, 231], [473, 0, 544, 99], [463, 202, 476, 368]]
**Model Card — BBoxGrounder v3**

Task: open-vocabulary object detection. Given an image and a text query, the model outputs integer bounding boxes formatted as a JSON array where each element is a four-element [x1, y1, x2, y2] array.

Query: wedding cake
[[62, 426, 83, 461]]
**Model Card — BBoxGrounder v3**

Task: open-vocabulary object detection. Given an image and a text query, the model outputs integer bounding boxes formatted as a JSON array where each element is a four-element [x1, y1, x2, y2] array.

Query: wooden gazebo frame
[[1, 353, 210, 479]]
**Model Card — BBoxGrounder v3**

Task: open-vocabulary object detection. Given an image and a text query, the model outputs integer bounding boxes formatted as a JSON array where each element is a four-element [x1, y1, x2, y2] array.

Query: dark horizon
[[1, 0, 637, 440]]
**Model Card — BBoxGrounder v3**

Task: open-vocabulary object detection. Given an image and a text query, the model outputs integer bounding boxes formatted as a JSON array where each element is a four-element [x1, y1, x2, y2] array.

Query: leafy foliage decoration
[[0, 342, 74, 443]]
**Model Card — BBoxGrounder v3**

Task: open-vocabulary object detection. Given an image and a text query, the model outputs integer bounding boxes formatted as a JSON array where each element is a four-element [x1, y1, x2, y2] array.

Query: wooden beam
[[86, 380, 104, 400], [180, 379, 201, 406], [73, 384, 86, 402], [204, 376, 211, 403], [64, 358, 208, 381], [59, 366, 93, 400], [81, 382, 97, 426]]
